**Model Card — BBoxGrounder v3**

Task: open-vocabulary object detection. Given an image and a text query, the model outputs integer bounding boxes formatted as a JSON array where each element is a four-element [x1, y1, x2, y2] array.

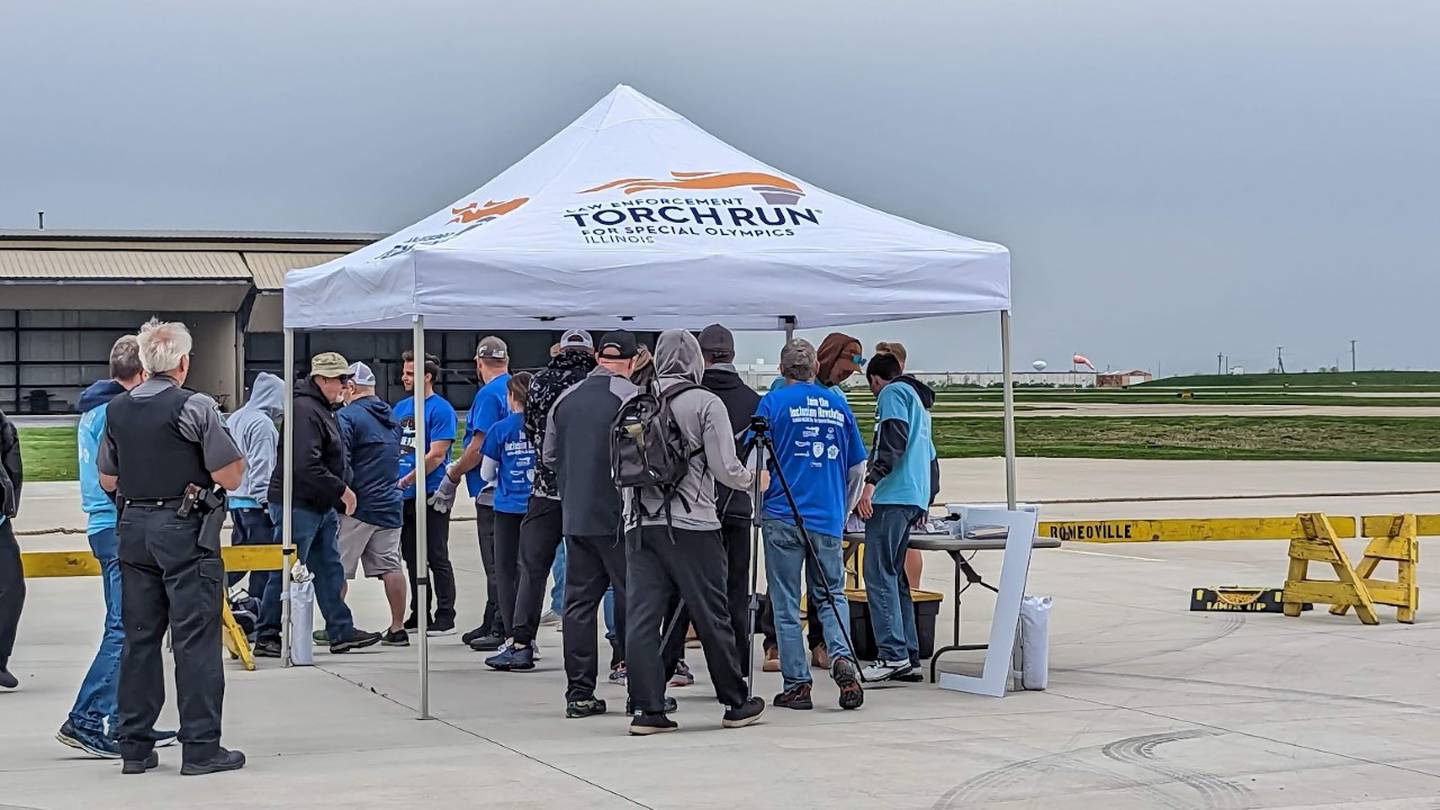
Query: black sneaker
[[773, 683, 813, 710], [330, 629, 382, 654], [565, 697, 608, 718], [427, 619, 457, 637], [180, 747, 246, 776], [896, 669, 925, 683], [468, 633, 505, 652], [0, 668, 18, 689], [629, 713, 679, 736], [253, 639, 281, 658], [832, 657, 865, 710], [625, 696, 678, 715], [403, 615, 430, 632], [486, 643, 535, 671], [121, 751, 159, 775], [722, 697, 766, 728], [56, 721, 120, 758], [461, 625, 489, 645], [381, 629, 410, 646]]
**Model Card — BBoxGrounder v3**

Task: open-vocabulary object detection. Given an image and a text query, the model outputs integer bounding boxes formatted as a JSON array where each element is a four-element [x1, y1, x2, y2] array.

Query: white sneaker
[[861, 660, 915, 683], [539, 610, 561, 626], [531, 639, 542, 660]]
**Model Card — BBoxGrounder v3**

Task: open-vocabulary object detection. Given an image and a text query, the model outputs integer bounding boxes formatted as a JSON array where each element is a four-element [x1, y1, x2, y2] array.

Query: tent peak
[[579, 84, 684, 131]]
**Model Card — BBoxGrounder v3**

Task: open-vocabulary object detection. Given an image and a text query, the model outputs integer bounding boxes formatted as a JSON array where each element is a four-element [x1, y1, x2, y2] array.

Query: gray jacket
[[636, 330, 754, 532], [225, 372, 283, 505]]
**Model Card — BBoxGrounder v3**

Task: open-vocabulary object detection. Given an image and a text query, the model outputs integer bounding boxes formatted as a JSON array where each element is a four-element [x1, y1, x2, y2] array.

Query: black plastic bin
[[842, 588, 941, 661]]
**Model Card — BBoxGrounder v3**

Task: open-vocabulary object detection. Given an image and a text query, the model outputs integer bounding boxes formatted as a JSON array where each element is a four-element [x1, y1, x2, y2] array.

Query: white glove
[[428, 465, 459, 513]]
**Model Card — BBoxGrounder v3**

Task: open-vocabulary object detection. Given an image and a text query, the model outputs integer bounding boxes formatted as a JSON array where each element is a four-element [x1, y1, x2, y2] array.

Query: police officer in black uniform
[[98, 319, 247, 776]]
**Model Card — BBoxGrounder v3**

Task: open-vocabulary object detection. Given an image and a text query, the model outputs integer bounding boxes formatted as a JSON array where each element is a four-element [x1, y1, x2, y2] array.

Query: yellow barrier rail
[[1040, 516, 1361, 543], [21, 546, 282, 578]]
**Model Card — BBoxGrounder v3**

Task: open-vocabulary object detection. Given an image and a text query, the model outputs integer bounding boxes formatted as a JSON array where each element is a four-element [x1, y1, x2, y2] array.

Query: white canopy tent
[[280, 85, 1014, 718]]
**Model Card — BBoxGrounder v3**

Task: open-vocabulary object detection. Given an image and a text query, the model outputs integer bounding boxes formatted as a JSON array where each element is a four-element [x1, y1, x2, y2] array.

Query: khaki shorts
[[337, 514, 404, 579]]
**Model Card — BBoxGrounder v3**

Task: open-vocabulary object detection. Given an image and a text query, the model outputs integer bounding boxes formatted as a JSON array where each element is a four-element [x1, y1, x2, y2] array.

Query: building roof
[[0, 250, 251, 280], [244, 252, 347, 290]]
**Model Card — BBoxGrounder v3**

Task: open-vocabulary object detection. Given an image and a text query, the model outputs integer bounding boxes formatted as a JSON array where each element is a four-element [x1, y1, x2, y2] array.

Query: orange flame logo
[[448, 197, 529, 225], [581, 171, 804, 203]]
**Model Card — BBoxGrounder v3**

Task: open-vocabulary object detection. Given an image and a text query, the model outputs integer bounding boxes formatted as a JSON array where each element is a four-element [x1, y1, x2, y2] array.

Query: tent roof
[[284, 85, 1010, 331]]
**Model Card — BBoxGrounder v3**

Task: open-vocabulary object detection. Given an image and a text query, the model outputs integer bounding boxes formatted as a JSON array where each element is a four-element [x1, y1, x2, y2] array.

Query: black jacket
[[701, 366, 761, 522], [268, 378, 350, 512], [525, 349, 597, 499], [0, 407, 21, 518], [544, 366, 639, 537]]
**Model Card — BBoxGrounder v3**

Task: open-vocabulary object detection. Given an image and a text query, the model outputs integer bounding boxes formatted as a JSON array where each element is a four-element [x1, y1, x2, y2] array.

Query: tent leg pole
[[782, 315, 796, 345], [280, 328, 295, 666], [413, 316, 431, 721], [1000, 311, 1017, 510]]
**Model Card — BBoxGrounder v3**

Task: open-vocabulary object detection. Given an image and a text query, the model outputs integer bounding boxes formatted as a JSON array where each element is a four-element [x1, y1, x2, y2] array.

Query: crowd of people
[[0, 319, 939, 768]]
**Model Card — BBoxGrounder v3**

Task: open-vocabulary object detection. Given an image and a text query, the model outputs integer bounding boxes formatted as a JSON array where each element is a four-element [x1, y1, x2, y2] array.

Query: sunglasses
[[851, 354, 867, 365]]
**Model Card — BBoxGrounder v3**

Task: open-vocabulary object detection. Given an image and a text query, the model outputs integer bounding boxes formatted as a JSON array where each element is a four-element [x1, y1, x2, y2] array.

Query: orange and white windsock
[[1072, 354, 1096, 370]]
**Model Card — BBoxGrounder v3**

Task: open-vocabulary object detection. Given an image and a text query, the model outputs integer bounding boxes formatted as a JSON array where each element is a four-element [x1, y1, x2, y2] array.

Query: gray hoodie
[[225, 372, 283, 505], [636, 330, 755, 532]]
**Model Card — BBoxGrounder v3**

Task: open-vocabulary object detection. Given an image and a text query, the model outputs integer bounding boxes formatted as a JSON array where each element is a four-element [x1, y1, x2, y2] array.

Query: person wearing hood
[[856, 352, 939, 683], [625, 330, 765, 736], [57, 335, 178, 757], [255, 353, 381, 658], [337, 362, 409, 646], [224, 372, 283, 603]]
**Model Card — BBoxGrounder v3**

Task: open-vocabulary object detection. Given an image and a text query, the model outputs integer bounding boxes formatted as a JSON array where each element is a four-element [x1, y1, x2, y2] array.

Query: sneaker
[[381, 629, 410, 646], [312, 629, 328, 645], [566, 697, 608, 718], [762, 645, 781, 673], [253, 639, 281, 658], [154, 729, 179, 748], [403, 615, 432, 632], [121, 751, 158, 775], [487, 644, 535, 671], [56, 721, 120, 758], [180, 746, 246, 776], [330, 629, 382, 654], [629, 713, 679, 736], [832, 658, 865, 710], [461, 625, 490, 645], [625, 695, 679, 715], [427, 620, 457, 637], [539, 610, 561, 626], [861, 659, 915, 684], [810, 643, 831, 670], [668, 660, 695, 688], [773, 683, 813, 710], [896, 669, 925, 683], [468, 633, 505, 652], [609, 662, 628, 686], [722, 696, 766, 728], [0, 668, 18, 689]]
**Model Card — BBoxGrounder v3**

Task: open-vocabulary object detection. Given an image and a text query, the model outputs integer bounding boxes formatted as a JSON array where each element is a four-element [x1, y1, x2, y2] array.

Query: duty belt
[[124, 497, 187, 509]]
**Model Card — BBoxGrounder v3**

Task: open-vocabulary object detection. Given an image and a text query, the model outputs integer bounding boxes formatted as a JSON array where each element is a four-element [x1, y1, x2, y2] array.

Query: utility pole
[[1350, 339, 1357, 373], [1276, 346, 1286, 375], [1218, 353, 1224, 375]]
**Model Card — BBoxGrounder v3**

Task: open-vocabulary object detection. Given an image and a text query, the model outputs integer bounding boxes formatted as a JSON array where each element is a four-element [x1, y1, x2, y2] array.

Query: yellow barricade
[[21, 545, 282, 578], [1040, 516, 1359, 544]]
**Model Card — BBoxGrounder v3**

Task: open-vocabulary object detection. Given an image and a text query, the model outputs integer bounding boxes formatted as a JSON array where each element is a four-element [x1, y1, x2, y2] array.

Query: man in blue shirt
[[394, 350, 458, 635], [857, 352, 938, 682], [432, 336, 510, 650], [57, 336, 178, 756], [756, 339, 867, 712]]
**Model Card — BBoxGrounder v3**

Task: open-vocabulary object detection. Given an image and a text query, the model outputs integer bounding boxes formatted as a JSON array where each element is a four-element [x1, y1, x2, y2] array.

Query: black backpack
[[611, 381, 702, 524]]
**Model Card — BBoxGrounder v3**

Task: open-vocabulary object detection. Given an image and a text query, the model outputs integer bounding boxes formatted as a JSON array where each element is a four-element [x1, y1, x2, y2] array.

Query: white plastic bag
[[1019, 595, 1053, 690], [286, 562, 316, 666]]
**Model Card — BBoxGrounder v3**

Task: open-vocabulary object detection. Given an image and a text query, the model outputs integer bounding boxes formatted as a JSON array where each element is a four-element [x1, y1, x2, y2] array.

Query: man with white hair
[[98, 319, 247, 775]]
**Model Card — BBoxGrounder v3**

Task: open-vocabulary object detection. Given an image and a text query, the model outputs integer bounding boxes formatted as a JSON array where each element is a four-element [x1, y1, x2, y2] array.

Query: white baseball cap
[[348, 361, 377, 387]]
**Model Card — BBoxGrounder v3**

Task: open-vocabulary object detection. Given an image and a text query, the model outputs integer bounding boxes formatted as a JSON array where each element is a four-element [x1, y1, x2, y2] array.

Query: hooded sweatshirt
[[268, 376, 350, 513], [635, 331, 755, 532], [77, 379, 127, 533], [866, 374, 940, 508], [525, 348, 596, 500], [338, 394, 403, 528], [226, 372, 283, 508], [701, 362, 762, 522]]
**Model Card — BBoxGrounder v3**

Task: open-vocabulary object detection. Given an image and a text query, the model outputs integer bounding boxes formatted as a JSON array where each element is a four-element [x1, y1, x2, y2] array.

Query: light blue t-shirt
[[873, 381, 935, 508], [481, 412, 535, 515], [78, 403, 116, 534], [394, 392, 457, 500], [463, 373, 511, 498], [756, 381, 867, 538]]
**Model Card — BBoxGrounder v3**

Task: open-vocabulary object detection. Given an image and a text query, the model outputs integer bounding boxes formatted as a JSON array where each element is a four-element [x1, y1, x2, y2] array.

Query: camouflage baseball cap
[[310, 351, 351, 378]]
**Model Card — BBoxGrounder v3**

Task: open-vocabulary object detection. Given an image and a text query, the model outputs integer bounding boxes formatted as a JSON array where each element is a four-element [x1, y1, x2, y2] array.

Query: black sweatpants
[[401, 498, 455, 625], [116, 505, 225, 763], [563, 533, 627, 701], [475, 503, 499, 634], [0, 519, 24, 673], [629, 526, 748, 713], [493, 509, 525, 638], [661, 518, 755, 676], [511, 496, 563, 647]]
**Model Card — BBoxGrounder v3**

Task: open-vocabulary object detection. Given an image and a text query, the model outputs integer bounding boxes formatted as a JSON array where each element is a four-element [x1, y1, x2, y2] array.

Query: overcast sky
[[2, 1, 1435, 375]]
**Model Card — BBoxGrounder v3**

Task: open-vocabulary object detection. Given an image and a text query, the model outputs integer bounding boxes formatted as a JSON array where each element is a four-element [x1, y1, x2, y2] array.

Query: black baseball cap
[[698, 323, 735, 359], [597, 330, 638, 359]]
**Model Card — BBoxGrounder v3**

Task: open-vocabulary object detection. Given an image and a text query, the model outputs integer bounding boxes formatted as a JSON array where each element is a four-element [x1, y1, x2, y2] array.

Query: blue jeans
[[256, 504, 355, 644], [68, 528, 122, 735], [762, 518, 852, 690], [863, 504, 925, 664], [549, 540, 566, 614], [229, 507, 278, 604]]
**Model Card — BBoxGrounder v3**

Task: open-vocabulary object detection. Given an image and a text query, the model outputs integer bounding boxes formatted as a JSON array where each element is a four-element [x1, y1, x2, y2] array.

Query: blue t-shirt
[[463, 373, 511, 498], [755, 381, 866, 538], [480, 412, 535, 514], [78, 404, 116, 534], [393, 392, 457, 500], [873, 381, 935, 508]]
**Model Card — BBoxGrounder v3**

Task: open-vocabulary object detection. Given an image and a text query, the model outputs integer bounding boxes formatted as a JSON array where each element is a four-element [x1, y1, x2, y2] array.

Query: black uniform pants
[[0, 519, 24, 673], [474, 503, 500, 634], [493, 509, 525, 638], [629, 526, 748, 713], [401, 498, 456, 625], [511, 496, 563, 647], [563, 533, 627, 701], [116, 505, 225, 762], [661, 519, 755, 676]]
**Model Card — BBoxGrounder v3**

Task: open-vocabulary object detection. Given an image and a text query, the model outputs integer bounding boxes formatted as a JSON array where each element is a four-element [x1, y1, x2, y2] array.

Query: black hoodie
[[866, 375, 940, 504], [268, 377, 350, 512], [701, 365, 761, 522]]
